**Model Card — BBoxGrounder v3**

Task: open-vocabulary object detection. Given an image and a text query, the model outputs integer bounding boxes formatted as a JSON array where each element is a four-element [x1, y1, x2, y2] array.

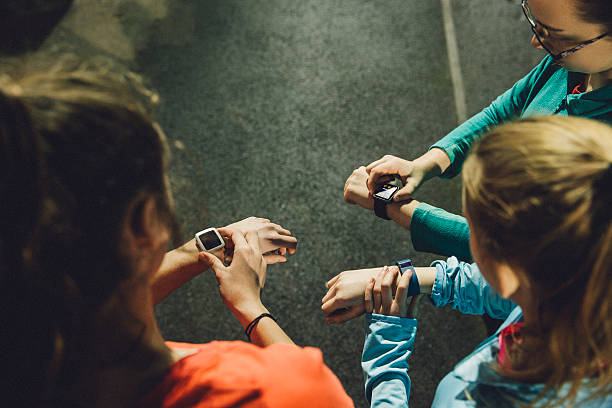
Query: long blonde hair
[[462, 116, 612, 406]]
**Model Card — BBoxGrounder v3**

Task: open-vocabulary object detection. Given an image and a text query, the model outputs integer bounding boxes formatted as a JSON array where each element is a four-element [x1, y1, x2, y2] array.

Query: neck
[[586, 68, 612, 91], [509, 285, 538, 327], [73, 277, 174, 407]]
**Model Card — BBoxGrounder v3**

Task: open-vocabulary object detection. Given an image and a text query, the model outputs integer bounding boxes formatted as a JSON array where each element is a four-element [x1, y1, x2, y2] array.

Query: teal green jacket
[[411, 56, 612, 261]]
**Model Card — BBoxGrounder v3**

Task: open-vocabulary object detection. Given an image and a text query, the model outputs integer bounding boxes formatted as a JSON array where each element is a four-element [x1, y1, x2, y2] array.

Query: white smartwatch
[[195, 227, 225, 252]]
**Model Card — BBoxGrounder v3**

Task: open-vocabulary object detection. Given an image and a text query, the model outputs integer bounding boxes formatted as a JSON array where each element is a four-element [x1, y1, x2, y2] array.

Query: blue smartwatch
[[395, 258, 420, 296]]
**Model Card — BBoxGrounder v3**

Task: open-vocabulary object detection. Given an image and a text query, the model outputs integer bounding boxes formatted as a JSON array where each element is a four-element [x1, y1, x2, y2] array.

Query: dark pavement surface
[[29, 1, 542, 406]]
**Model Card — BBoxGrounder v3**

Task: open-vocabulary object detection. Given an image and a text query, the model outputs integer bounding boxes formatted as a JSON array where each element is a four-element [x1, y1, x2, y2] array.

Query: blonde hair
[[462, 116, 612, 406]]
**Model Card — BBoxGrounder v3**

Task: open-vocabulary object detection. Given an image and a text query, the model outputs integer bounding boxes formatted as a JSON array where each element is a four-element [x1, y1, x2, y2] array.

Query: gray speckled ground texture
[[40, 1, 543, 406]]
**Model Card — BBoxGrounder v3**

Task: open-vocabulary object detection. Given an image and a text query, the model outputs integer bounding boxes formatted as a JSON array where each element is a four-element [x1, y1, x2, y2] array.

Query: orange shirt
[[136, 341, 354, 408]]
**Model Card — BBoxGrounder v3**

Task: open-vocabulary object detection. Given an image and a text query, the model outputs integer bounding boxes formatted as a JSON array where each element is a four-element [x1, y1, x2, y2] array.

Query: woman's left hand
[[364, 266, 419, 318], [224, 217, 297, 264]]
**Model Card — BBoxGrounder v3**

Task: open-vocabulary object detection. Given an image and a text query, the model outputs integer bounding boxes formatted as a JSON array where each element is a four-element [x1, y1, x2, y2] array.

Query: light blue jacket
[[409, 56, 612, 262], [362, 257, 612, 407]]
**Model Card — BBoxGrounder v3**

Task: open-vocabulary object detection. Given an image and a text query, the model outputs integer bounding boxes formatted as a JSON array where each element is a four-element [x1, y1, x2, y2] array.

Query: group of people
[[2, 0, 611, 406]]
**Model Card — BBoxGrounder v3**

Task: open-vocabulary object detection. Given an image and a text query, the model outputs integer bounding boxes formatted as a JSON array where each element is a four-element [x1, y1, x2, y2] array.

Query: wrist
[[387, 199, 420, 229], [416, 148, 450, 179], [230, 301, 269, 328]]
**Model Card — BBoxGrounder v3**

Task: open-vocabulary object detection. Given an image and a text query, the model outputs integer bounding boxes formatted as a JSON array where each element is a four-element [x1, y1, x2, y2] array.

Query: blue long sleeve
[[362, 314, 417, 408], [430, 257, 516, 319]]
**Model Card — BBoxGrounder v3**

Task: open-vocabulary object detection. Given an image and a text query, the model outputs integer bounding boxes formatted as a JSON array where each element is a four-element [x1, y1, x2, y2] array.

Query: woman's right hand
[[365, 266, 419, 318], [365, 155, 426, 202], [365, 149, 451, 202], [200, 228, 267, 316]]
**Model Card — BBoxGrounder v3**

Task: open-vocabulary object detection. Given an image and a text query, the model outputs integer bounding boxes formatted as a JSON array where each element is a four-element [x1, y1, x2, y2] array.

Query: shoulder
[[247, 343, 354, 407], [139, 341, 353, 408]]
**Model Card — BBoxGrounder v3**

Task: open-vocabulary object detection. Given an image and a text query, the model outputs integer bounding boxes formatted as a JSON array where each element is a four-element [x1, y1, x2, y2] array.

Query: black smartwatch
[[395, 258, 420, 296], [373, 176, 403, 220]]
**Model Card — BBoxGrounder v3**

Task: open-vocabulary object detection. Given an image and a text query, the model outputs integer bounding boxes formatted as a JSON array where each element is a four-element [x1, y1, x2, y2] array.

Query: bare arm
[[151, 217, 298, 305], [322, 265, 437, 324], [201, 229, 294, 346], [151, 239, 208, 305]]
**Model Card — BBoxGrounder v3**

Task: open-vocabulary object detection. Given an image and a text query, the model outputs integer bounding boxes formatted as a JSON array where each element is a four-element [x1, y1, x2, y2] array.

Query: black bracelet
[[245, 313, 276, 342]]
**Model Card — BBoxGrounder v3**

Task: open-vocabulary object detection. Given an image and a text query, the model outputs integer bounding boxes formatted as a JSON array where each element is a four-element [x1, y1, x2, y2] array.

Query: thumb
[[394, 185, 415, 202], [263, 253, 288, 264], [199, 251, 224, 270]]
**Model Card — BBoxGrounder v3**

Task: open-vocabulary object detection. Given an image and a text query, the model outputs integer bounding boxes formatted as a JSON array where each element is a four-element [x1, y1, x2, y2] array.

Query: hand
[[343, 166, 374, 211], [365, 155, 426, 201], [322, 267, 399, 324], [365, 266, 420, 318], [224, 217, 297, 264], [200, 228, 267, 315]]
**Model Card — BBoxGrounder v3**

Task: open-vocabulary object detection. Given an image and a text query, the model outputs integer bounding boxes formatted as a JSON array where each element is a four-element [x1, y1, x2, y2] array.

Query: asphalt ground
[[20, 1, 543, 406]]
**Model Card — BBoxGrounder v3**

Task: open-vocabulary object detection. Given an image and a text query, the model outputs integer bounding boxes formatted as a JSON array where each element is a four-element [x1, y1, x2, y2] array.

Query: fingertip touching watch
[[395, 258, 420, 296], [373, 175, 403, 220]]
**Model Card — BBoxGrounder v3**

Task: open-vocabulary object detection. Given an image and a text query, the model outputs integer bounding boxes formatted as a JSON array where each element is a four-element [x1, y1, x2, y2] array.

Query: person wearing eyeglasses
[[336, 0, 612, 290]]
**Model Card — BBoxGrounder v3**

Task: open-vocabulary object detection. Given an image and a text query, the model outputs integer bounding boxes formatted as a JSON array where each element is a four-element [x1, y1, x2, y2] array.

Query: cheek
[[560, 44, 612, 74]]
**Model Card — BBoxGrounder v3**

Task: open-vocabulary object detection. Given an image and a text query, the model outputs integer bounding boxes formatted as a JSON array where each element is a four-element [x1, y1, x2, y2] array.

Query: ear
[[495, 263, 521, 298], [123, 193, 168, 251]]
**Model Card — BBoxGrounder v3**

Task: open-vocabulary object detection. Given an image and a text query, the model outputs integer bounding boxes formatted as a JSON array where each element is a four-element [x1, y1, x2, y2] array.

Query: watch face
[[197, 229, 224, 250], [374, 184, 399, 202]]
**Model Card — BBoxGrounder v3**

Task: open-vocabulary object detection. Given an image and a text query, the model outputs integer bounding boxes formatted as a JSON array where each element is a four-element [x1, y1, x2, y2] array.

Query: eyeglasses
[[521, 0, 608, 60]]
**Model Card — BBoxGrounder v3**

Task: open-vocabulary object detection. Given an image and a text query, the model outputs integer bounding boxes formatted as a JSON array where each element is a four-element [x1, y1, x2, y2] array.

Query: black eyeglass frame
[[521, 0, 608, 60]]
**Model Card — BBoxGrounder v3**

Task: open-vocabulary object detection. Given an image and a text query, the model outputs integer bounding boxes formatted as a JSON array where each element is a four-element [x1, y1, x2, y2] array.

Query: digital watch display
[[195, 227, 225, 252], [373, 176, 403, 220]]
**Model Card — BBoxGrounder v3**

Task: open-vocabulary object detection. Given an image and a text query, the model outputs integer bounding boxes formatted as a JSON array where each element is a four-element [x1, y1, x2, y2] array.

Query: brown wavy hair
[[0, 60, 180, 407], [462, 116, 612, 406]]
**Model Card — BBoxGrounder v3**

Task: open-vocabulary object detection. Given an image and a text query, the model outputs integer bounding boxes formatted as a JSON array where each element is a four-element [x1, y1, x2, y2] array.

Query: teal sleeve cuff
[[410, 203, 472, 262]]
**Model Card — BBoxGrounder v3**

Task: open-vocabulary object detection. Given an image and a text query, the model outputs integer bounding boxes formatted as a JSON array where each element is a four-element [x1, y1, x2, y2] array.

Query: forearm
[[232, 302, 294, 346], [387, 265, 436, 295], [413, 147, 451, 180], [151, 238, 208, 305], [386, 199, 420, 230]]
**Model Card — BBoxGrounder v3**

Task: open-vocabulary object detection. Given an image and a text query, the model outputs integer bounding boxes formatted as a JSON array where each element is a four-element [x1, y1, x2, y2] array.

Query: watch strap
[[374, 198, 391, 220], [395, 258, 420, 296]]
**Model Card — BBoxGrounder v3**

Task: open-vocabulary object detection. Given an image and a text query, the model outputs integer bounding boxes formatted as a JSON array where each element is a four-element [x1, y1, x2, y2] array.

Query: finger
[[269, 235, 298, 250], [198, 251, 225, 271], [274, 225, 292, 236], [326, 274, 341, 288], [381, 267, 395, 314], [395, 268, 413, 315], [288, 247, 297, 255], [373, 267, 385, 312], [263, 253, 287, 264], [278, 247, 287, 256], [321, 296, 346, 316], [216, 227, 236, 239], [394, 186, 416, 202], [367, 165, 394, 193], [217, 228, 237, 250], [321, 285, 336, 303], [366, 158, 385, 172], [229, 228, 248, 249], [364, 278, 375, 313], [325, 305, 365, 325]]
